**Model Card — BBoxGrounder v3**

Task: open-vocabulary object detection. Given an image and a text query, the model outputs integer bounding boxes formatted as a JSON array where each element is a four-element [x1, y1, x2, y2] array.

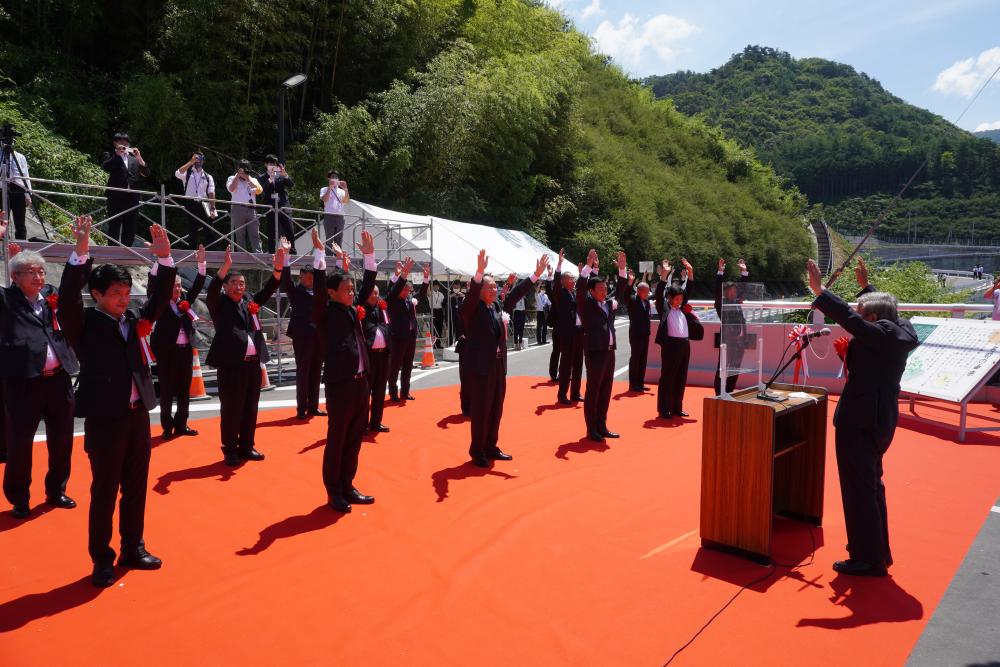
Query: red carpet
[[1, 378, 998, 665]]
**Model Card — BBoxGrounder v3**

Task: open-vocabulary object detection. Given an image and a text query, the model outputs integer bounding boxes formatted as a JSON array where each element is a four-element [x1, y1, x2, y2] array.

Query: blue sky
[[547, 0, 1000, 132]]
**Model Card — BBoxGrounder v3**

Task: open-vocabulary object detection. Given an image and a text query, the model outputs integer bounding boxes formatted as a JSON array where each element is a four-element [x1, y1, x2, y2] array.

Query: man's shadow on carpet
[[797, 574, 923, 629], [431, 462, 516, 502], [0, 575, 103, 633], [153, 461, 238, 495], [555, 437, 610, 460], [236, 505, 346, 556]]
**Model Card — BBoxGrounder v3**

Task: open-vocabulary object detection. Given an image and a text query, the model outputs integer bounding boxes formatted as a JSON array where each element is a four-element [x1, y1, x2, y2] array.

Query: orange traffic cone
[[420, 331, 437, 369], [260, 362, 274, 392], [189, 347, 210, 401]]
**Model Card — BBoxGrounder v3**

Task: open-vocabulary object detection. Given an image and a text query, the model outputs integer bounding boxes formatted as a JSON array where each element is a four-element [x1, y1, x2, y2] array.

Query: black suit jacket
[[279, 267, 317, 341], [59, 259, 176, 418], [101, 153, 149, 199], [260, 173, 294, 208], [312, 267, 375, 383], [575, 274, 624, 352], [623, 282, 652, 337], [653, 279, 704, 344], [813, 287, 919, 443], [387, 278, 428, 341], [205, 273, 281, 367], [0, 283, 80, 378], [149, 270, 206, 355], [460, 275, 535, 376], [713, 272, 749, 349], [551, 271, 579, 331]]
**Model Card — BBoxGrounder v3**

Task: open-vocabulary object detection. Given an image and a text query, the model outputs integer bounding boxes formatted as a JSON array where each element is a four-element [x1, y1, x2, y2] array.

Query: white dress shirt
[[6, 151, 31, 191], [313, 249, 377, 372], [320, 186, 346, 215], [666, 307, 688, 338], [176, 167, 216, 199]]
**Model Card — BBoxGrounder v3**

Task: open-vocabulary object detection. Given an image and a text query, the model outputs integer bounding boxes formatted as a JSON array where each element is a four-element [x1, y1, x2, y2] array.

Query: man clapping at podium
[[807, 258, 918, 577]]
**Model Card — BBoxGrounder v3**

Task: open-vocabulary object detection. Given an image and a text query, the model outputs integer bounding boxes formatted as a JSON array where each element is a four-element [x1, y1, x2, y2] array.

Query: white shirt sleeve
[[580, 265, 592, 279], [313, 248, 327, 271], [199, 262, 207, 276], [68, 252, 89, 266], [175, 168, 187, 182], [364, 253, 377, 272]]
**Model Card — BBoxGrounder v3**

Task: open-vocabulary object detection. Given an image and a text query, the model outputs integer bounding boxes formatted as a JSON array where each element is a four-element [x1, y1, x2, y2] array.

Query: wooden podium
[[700, 383, 828, 563]]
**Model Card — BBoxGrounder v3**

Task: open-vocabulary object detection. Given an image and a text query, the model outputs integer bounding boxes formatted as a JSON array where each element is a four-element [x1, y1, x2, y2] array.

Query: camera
[[0, 122, 20, 147]]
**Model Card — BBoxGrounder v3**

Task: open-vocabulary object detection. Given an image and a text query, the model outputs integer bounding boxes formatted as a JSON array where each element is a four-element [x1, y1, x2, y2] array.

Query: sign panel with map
[[900, 316, 1000, 402]]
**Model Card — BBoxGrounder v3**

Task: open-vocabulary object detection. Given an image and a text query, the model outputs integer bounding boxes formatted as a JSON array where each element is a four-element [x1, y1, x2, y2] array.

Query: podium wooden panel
[[700, 383, 827, 563]]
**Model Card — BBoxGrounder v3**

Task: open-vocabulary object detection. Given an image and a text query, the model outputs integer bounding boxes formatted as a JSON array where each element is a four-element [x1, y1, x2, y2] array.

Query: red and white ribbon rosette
[[247, 302, 261, 331], [46, 294, 61, 332], [178, 300, 199, 322], [788, 323, 811, 383], [136, 318, 156, 365], [356, 305, 366, 320], [834, 336, 850, 378], [378, 299, 389, 324]]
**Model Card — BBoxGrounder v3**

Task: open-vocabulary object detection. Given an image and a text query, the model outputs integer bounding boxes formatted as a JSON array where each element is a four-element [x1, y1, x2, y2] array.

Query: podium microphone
[[798, 327, 831, 341]]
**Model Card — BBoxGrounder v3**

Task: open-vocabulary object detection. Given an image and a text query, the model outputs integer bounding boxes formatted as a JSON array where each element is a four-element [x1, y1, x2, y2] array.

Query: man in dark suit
[[808, 258, 919, 577], [0, 214, 80, 518], [360, 256, 411, 434], [461, 249, 549, 467], [552, 251, 583, 404], [448, 281, 464, 346], [310, 229, 377, 512], [622, 267, 653, 393], [654, 258, 702, 419], [576, 249, 627, 442], [280, 263, 326, 420], [58, 218, 176, 587], [259, 155, 295, 254], [206, 241, 286, 466], [387, 263, 429, 402], [101, 132, 149, 248], [149, 245, 207, 439], [713, 258, 750, 396]]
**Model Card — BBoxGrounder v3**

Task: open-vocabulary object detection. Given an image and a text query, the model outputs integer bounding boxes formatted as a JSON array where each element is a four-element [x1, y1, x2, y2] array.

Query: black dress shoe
[[45, 494, 77, 509], [549, 376, 558, 382], [92, 564, 115, 588], [328, 495, 352, 513], [119, 547, 162, 570], [371, 424, 390, 433], [309, 409, 328, 416], [345, 488, 375, 505], [571, 395, 585, 402], [239, 448, 265, 461], [223, 453, 243, 467], [175, 426, 199, 437], [403, 394, 416, 401], [487, 448, 513, 461], [295, 412, 309, 420], [587, 432, 606, 443], [471, 456, 490, 468], [601, 430, 620, 439], [557, 398, 573, 405], [11, 504, 30, 519], [161, 428, 174, 440], [388, 395, 400, 403], [677, 411, 690, 418], [629, 386, 644, 392], [659, 412, 672, 419], [833, 559, 888, 577]]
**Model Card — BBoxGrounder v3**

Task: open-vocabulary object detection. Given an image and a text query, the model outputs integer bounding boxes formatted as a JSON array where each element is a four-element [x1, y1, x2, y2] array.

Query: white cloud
[[580, 0, 605, 21], [592, 13, 701, 76], [933, 46, 1000, 97], [976, 120, 1000, 132]]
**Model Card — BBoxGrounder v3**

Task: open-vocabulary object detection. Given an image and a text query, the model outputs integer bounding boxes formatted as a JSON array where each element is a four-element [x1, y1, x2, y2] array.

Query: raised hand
[[357, 230, 375, 255], [661, 259, 672, 277], [557, 248, 564, 269], [220, 244, 233, 277], [587, 248, 598, 268], [401, 256, 415, 277], [73, 215, 92, 256], [423, 263, 431, 282], [854, 257, 869, 289], [718, 258, 726, 273], [196, 244, 206, 264], [477, 249, 488, 274], [616, 250, 627, 272], [342, 254, 351, 273], [8, 242, 22, 258], [279, 236, 292, 254], [506, 273, 517, 286], [535, 253, 551, 277], [806, 259, 823, 295], [737, 258, 747, 274], [311, 227, 324, 251], [330, 241, 345, 261], [394, 260, 403, 276], [273, 245, 287, 272], [0, 211, 6, 239], [146, 224, 172, 258]]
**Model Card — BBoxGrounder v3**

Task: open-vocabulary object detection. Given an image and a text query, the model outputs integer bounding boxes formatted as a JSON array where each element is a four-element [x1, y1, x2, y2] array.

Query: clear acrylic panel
[[720, 281, 765, 388]]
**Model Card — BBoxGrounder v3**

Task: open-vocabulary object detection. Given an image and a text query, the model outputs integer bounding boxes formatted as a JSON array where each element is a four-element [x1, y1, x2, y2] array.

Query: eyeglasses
[[15, 268, 45, 277]]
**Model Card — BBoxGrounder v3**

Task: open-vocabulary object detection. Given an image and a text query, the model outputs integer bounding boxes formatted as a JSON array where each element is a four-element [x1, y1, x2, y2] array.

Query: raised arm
[[808, 258, 890, 345], [462, 250, 489, 322], [140, 224, 178, 322], [714, 258, 725, 318], [505, 253, 549, 315], [354, 231, 378, 305], [252, 238, 288, 306], [57, 216, 94, 351]]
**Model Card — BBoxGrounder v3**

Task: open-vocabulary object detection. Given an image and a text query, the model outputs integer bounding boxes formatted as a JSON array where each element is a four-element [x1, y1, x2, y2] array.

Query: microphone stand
[[757, 335, 812, 402]]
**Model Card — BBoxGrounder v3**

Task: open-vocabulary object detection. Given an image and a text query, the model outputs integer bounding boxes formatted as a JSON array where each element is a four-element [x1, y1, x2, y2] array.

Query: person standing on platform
[[149, 245, 207, 440], [320, 171, 349, 251], [101, 133, 149, 248], [622, 267, 653, 393], [462, 249, 549, 467], [808, 257, 918, 577], [206, 241, 286, 467], [553, 251, 583, 403], [174, 153, 217, 248], [227, 160, 263, 253], [577, 249, 626, 442], [0, 214, 79, 518], [260, 155, 295, 254], [2, 144, 33, 240], [713, 258, 750, 396], [359, 241, 403, 434], [387, 262, 429, 402], [281, 261, 326, 420], [310, 228, 377, 513], [654, 258, 702, 419], [58, 218, 177, 588]]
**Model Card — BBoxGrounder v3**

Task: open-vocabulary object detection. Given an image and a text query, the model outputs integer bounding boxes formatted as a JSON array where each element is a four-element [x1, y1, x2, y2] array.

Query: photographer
[[101, 132, 149, 247], [175, 152, 217, 249], [1, 125, 32, 240], [226, 159, 263, 253], [260, 154, 295, 254], [320, 170, 349, 252]]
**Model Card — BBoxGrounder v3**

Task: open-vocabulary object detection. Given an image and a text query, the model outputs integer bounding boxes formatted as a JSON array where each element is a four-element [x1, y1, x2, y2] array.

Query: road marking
[[991, 506, 1000, 515]]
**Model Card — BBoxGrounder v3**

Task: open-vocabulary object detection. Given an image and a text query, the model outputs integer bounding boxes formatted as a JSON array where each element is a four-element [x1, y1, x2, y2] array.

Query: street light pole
[[278, 74, 307, 163]]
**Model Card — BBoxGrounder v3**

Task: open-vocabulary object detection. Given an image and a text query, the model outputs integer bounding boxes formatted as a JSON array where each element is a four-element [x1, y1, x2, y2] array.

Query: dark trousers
[[433, 309, 445, 348], [182, 201, 213, 249], [368, 348, 390, 428], [458, 347, 472, 415], [629, 333, 649, 390], [7, 183, 27, 239], [583, 349, 616, 434], [713, 363, 740, 396], [658, 337, 690, 415], [292, 333, 323, 414], [323, 375, 370, 498], [536, 311, 548, 344], [469, 356, 506, 459], [512, 310, 526, 346], [266, 208, 296, 253], [107, 193, 140, 247], [548, 327, 561, 379], [84, 408, 151, 566], [0, 381, 5, 462], [2, 372, 75, 507], [322, 213, 345, 251], [388, 336, 417, 397], [157, 344, 194, 432], [835, 427, 893, 565], [216, 359, 262, 455], [558, 328, 583, 399]]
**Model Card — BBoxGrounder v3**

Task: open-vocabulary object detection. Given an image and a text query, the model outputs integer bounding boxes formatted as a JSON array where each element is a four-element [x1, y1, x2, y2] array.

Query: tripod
[[0, 132, 48, 243]]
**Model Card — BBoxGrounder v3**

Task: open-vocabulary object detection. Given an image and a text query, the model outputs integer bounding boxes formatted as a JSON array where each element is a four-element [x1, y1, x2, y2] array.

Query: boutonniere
[[247, 302, 261, 331], [501, 312, 511, 325], [136, 318, 156, 365], [46, 294, 61, 332], [356, 305, 367, 320], [834, 336, 850, 362], [410, 297, 418, 307], [378, 299, 387, 310], [682, 303, 692, 314], [610, 299, 618, 311], [177, 300, 199, 321]]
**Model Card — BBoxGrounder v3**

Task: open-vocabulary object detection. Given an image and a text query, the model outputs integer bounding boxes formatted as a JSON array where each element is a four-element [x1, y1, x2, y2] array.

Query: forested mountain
[[977, 130, 1000, 143], [645, 46, 1000, 243], [0, 1, 811, 280]]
